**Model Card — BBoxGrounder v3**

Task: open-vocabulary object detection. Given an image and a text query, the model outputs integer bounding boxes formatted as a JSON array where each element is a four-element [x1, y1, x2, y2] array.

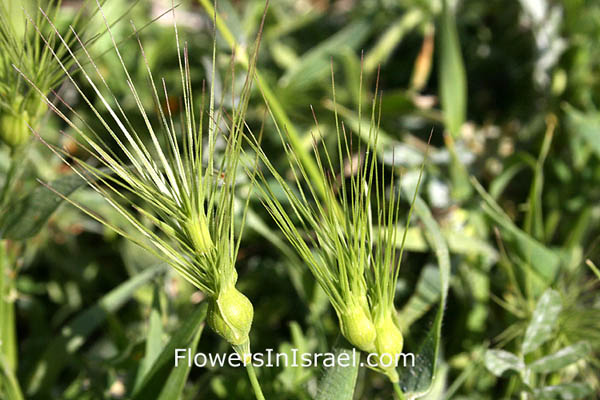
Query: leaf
[[155, 318, 204, 400], [132, 285, 165, 392], [0, 354, 24, 400], [483, 350, 525, 377], [528, 341, 591, 373], [397, 265, 441, 331], [522, 289, 562, 355], [315, 347, 359, 400], [438, 0, 467, 138], [25, 265, 166, 396], [533, 383, 593, 400], [564, 104, 600, 159], [472, 178, 561, 282], [132, 303, 208, 399], [0, 244, 17, 372], [280, 20, 371, 89], [398, 195, 450, 399], [364, 10, 424, 75], [0, 173, 85, 240]]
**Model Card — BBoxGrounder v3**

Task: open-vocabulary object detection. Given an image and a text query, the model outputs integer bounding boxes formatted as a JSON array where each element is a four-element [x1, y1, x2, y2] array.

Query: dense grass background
[[1, 0, 599, 398]]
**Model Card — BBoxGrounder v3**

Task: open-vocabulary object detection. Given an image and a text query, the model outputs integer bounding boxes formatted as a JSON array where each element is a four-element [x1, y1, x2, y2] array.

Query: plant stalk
[[393, 383, 407, 400], [245, 361, 266, 400]]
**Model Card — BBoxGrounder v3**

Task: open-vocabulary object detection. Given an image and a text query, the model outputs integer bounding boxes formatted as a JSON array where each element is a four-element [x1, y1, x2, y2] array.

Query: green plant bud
[[374, 315, 404, 382], [340, 305, 376, 352], [185, 213, 214, 254], [207, 286, 253, 346], [0, 110, 30, 148]]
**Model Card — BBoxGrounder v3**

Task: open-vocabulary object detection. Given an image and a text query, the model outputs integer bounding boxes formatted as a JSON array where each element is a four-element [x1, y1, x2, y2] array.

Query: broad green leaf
[[398, 195, 450, 399], [528, 341, 590, 373], [132, 303, 208, 399], [315, 347, 359, 400], [132, 285, 165, 392], [0, 173, 85, 240], [25, 265, 166, 396], [522, 289, 562, 355], [533, 383, 593, 400], [483, 350, 524, 377], [438, 0, 467, 138]]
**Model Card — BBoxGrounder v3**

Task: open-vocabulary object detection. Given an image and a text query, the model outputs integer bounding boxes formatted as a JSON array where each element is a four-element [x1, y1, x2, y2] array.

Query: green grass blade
[[132, 285, 165, 393], [397, 265, 440, 331], [280, 20, 370, 88], [132, 303, 208, 399], [155, 318, 204, 400], [0, 242, 17, 373], [472, 178, 561, 283], [0, 354, 24, 400], [0, 173, 86, 240], [364, 10, 423, 75], [398, 195, 449, 398], [438, 0, 467, 138], [25, 265, 166, 396]]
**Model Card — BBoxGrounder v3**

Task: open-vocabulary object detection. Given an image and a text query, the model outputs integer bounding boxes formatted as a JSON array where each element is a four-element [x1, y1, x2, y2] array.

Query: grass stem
[[393, 383, 406, 400], [245, 362, 266, 400]]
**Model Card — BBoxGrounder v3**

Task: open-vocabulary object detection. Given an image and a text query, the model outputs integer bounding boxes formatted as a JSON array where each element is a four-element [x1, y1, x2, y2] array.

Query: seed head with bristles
[[18, 0, 268, 355]]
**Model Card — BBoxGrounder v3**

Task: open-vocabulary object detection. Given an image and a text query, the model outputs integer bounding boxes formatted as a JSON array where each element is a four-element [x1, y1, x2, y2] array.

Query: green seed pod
[[0, 110, 30, 148], [185, 213, 214, 254], [374, 315, 404, 382], [340, 305, 376, 352], [207, 286, 253, 346]]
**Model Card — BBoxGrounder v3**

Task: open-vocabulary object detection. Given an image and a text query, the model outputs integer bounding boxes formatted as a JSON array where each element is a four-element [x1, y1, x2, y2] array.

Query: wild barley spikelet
[[184, 212, 214, 255], [248, 60, 424, 384], [374, 314, 404, 382], [207, 286, 254, 347], [0, 110, 29, 148], [340, 301, 376, 352], [19, 0, 269, 362]]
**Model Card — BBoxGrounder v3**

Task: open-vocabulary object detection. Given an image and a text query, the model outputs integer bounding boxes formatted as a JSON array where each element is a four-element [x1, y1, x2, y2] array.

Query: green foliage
[[484, 289, 593, 398], [315, 347, 359, 400], [1, 0, 599, 399]]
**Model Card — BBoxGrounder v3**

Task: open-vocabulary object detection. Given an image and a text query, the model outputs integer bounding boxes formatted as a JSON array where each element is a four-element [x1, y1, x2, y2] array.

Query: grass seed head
[[340, 301, 376, 352], [184, 212, 214, 255], [20, 0, 269, 357], [374, 314, 403, 382], [207, 286, 254, 347], [0, 109, 29, 148]]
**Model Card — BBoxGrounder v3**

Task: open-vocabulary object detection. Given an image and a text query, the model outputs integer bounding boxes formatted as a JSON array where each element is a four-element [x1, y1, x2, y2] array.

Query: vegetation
[[0, 0, 598, 399]]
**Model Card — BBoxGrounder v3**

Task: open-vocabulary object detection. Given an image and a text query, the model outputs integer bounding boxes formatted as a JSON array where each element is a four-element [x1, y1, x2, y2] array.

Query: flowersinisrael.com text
[[175, 348, 415, 369]]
